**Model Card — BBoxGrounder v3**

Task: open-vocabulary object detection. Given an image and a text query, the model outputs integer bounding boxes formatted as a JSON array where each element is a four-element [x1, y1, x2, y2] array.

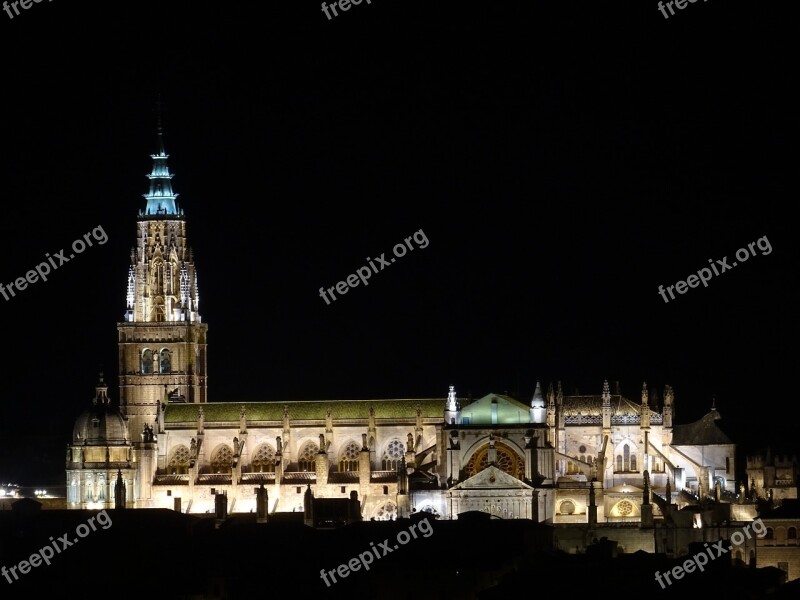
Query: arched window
[[623, 445, 630, 471], [142, 349, 153, 374], [168, 445, 191, 475], [788, 527, 797, 540], [160, 348, 172, 374], [210, 445, 233, 474], [464, 442, 524, 480], [339, 441, 360, 472], [766, 528, 774, 540], [559, 500, 576, 515], [298, 442, 319, 471], [580, 454, 586, 463], [616, 455, 623, 472], [382, 439, 405, 471], [630, 454, 637, 472], [251, 444, 276, 473]]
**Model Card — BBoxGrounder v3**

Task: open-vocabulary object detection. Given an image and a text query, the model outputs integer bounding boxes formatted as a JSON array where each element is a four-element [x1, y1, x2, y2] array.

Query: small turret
[[444, 385, 459, 424], [530, 381, 545, 423], [601, 379, 612, 432], [556, 382, 565, 454], [663, 385, 674, 430], [640, 382, 650, 429], [546, 383, 556, 442]]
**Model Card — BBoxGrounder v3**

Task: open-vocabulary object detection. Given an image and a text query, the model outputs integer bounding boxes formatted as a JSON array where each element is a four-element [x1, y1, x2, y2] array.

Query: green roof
[[164, 399, 444, 423]]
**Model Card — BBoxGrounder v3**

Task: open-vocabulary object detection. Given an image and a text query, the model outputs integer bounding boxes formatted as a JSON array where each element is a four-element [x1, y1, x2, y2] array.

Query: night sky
[[0, 1, 796, 486]]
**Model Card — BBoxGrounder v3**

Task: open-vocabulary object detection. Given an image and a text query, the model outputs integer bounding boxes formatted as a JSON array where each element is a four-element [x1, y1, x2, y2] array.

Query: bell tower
[[117, 120, 208, 441]]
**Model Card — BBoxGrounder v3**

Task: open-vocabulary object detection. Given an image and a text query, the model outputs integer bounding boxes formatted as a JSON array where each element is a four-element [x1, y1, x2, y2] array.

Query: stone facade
[[66, 131, 763, 560]]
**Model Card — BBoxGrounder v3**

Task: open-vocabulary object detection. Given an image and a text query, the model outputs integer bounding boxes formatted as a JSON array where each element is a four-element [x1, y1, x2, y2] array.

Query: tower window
[[160, 348, 172, 374], [142, 349, 153, 374], [623, 444, 630, 471]]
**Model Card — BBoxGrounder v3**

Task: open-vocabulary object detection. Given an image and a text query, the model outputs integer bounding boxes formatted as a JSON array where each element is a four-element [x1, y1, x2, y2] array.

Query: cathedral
[[65, 130, 751, 536]]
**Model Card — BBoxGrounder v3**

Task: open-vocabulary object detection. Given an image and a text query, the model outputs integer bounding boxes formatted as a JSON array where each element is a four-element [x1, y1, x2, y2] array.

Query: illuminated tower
[[117, 123, 208, 442]]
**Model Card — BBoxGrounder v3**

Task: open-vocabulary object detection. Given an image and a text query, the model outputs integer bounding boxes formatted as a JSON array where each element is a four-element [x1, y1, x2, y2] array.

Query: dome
[[73, 404, 129, 445], [72, 374, 129, 445]]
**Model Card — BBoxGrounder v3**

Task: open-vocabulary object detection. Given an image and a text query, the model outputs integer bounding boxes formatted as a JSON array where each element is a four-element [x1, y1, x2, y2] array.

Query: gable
[[459, 393, 530, 425], [451, 465, 532, 490]]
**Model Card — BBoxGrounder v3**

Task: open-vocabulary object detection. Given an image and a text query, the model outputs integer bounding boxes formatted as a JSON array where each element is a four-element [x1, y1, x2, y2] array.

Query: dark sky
[[0, 1, 796, 485]]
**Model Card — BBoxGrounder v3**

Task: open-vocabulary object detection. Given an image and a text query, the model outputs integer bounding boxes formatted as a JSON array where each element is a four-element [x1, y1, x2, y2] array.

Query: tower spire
[[142, 99, 181, 216], [156, 95, 165, 154]]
